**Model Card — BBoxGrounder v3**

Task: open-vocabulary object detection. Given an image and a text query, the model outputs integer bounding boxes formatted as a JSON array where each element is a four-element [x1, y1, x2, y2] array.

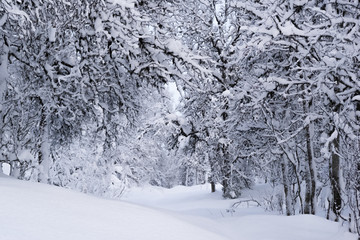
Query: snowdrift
[[123, 184, 358, 240], [0, 175, 357, 240], [0, 175, 225, 240]]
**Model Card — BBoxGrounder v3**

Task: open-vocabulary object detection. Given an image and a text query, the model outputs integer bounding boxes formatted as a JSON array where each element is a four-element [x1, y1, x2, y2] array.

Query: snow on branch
[[321, 129, 338, 159]]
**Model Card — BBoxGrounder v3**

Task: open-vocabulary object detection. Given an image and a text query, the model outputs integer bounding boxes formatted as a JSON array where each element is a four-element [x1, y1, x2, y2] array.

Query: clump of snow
[[48, 27, 56, 42], [222, 90, 232, 97], [165, 112, 186, 125], [1, 163, 11, 176], [0, 14, 7, 27], [17, 149, 35, 162], [263, 81, 276, 91], [165, 82, 181, 110], [94, 17, 103, 33], [321, 130, 338, 159], [107, 0, 135, 8], [218, 138, 231, 145], [352, 95, 360, 101], [293, 0, 308, 6], [323, 56, 337, 67]]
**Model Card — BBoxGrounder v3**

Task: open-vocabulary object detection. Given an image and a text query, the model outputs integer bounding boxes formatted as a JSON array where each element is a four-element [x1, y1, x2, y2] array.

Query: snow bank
[[124, 184, 357, 240], [0, 176, 356, 240], [0, 177, 226, 240]]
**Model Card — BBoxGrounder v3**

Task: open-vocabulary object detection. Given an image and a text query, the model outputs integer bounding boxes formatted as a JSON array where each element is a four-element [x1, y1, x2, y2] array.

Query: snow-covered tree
[[231, 0, 360, 220], [0, 0, 208, 192]]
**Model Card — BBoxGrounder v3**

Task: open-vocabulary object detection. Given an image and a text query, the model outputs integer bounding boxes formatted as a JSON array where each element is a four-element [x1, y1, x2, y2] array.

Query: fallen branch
[[231, 199, 262, 209]]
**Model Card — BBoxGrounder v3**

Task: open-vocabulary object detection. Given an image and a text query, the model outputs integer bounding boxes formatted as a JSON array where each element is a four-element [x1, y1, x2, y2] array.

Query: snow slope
[[0, 175, 226, 240], [123, 184, 357, 240], [0, 174, 357, 240]]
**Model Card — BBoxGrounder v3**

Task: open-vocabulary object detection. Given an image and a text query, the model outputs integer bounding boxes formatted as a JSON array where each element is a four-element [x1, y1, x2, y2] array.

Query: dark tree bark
[[304, 113, 316, 214], [330, 135, 342, 221], [281, 155, 293, 216], [304, 168, 312, 214], [210, 181, 216, 192]]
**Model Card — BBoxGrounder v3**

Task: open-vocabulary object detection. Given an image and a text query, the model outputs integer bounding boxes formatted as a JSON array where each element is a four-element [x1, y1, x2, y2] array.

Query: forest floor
[[0, 174, 357, 240], [123, 184, 357, 240]]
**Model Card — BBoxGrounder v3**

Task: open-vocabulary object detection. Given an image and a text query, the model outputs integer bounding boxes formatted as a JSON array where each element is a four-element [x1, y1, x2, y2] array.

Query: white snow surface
[[0, 176, 225, 240], [0, 176, 357, 240], [123, 184, 356, 240]]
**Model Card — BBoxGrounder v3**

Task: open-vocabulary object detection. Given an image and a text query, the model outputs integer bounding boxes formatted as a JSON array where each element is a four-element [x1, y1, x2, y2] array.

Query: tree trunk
[[0, 37, 8, 101], [222, 156, 231, 198], [281, 154, 293, 216], [222, 177, 229, 197], [304, 168, 312, 214], [211, 181, 216, 192], [305, 123, 317, 214], [0, 40, 9, 177], [330, 134, 342, 221], [38, 114, 51, 183], [195, 169, 198, 185], [208, 155, 217, 193], [303, 97, 317, 214]]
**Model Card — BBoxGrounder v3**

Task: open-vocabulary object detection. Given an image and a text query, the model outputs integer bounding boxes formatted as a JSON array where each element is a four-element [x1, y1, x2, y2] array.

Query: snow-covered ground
[[0, 174, 225, 240], [123, 184, 357, 240], [0, 174, 357, 240]]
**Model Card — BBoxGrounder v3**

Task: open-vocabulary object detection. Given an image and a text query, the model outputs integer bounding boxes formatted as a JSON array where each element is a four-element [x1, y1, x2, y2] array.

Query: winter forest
[[0, 0, 360, 238]]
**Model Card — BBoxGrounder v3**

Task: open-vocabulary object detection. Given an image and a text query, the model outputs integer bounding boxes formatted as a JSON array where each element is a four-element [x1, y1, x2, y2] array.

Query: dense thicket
[[1, 0, 360, 235], [0, 0, 204, 194]]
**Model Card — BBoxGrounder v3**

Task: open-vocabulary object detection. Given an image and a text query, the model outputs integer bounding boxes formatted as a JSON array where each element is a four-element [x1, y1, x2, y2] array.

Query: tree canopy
[[1, 0, 360, 235]]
